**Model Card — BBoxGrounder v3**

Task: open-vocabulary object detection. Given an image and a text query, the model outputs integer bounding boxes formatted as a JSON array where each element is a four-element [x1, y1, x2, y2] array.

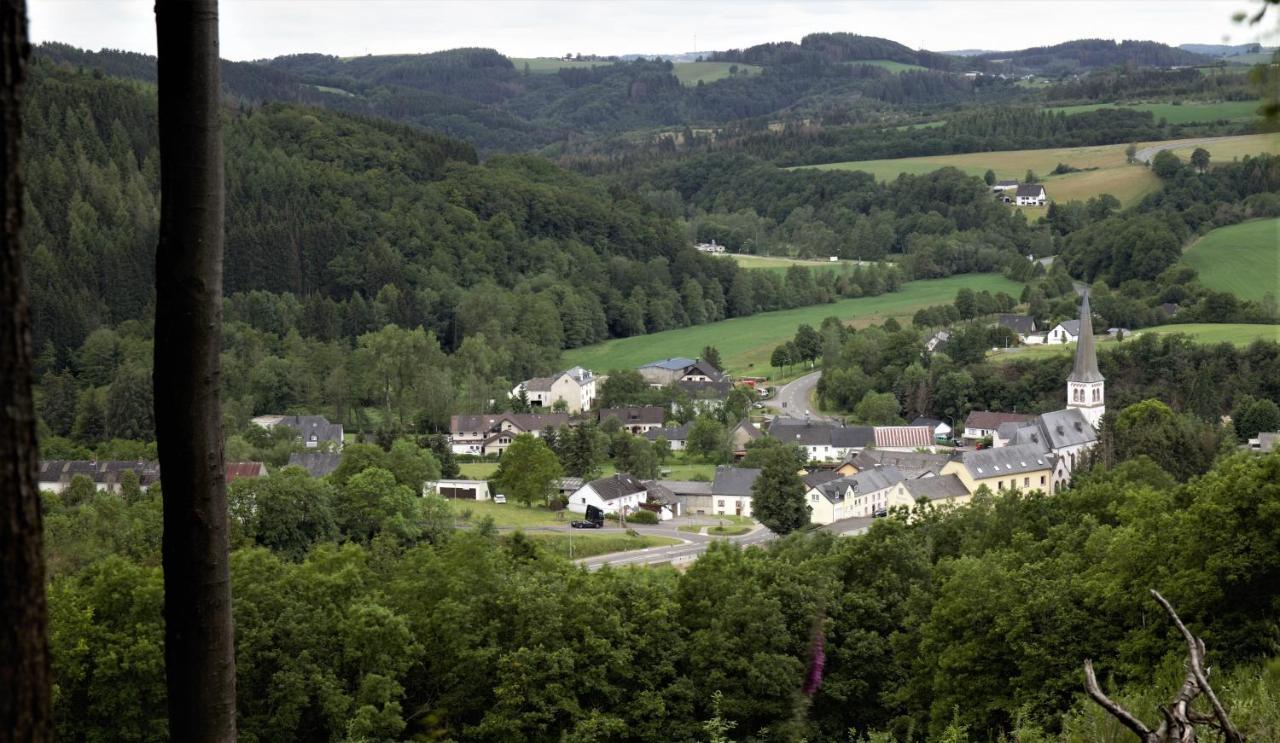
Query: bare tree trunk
[[0, 0, 52, 739], [153, 1, 236, 740]]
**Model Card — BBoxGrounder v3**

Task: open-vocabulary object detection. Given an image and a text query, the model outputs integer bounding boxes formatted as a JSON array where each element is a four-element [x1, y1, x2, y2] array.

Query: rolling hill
[[1183, 218, 1280, 302]]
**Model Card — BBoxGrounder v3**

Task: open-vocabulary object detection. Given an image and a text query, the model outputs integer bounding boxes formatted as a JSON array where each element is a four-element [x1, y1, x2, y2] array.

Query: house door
[[735, 501, 742, 516]]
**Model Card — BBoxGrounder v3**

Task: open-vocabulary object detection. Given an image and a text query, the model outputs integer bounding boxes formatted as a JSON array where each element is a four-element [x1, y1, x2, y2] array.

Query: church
[[991, 291, 1104, 492]]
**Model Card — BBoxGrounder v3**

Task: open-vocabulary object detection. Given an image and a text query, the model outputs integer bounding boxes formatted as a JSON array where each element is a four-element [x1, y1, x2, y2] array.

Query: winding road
[[1133, 136, 1234, 164], [764, 370, 835, 422]]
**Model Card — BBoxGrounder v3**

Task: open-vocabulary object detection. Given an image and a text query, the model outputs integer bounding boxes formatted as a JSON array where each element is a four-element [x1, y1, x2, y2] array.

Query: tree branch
[[1084, 658, 1155, 742], [1149, 590, 1243, 743]]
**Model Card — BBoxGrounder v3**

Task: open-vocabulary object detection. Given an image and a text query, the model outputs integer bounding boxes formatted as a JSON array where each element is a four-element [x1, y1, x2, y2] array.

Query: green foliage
[[626, 509, 659, 525], [1109, 399, 1225, 481], [750, 447, 809, 534], [334, 467, 423, 544], [228, 467, 339, 559], [686, 416, 730, 463], [493, 433, 563, 507]]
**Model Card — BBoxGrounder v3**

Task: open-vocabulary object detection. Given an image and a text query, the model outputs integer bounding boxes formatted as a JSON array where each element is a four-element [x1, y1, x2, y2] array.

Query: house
[[225, 461, 268, 484], [695, 240, 726, 254], [510, 366, 597, 413], [1023, 331, 1048, 345], [644, 421, 691, 450], [940, 443, 1054, 497], [728, 419, 763, 457], [1246, 432, 1279, 453], [554, 477, 585, 501], [992, 179, 1019, 192], [838, 449, 954, 480], [637, 358, 724, 387], [37, 460, 162, 494], [805, 466, 907, 525], [767, 419, 874, 462], [925, 330, 951, 354], [675, 379, 735, 413], [287, 451, 343, 478], [901, 474, 970, 507], [427, 479, 492, 500], [597, 406, 666, 435], [801, 469, 842, 490], [710, 465, 762, 517], [1046, 319, 1080, 345], [655, 479, 715, 515], [449, 412, 570, 455], [251, 414, 345, 451], [568, 473, 649, 516], [962, 410, 1034, 442], [910, 417, 952, 441], [639, 481, 682, 520], [1015, 183, 1047, 206], [997, 314, 1037, 341]]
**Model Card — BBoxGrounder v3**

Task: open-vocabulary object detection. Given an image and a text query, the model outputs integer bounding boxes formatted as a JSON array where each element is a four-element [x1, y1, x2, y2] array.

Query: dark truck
[[571, 505, 604, 529]]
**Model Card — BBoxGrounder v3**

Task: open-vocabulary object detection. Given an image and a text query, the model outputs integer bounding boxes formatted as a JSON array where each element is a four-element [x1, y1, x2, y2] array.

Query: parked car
[[493, 494, 507, 504]]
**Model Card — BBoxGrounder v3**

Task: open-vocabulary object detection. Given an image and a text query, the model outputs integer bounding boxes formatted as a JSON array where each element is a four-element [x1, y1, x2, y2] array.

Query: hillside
[[1183, 218, 1280, 302], [976, 38, 1211, 73]]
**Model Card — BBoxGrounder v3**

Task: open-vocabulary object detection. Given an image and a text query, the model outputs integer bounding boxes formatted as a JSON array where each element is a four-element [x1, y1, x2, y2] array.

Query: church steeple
[[1067, 290, 1104, 427]]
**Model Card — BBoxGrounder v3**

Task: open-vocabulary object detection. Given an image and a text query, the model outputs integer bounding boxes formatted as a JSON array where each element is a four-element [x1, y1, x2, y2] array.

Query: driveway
[[1134, 136, 1234, 164], [764, 370, 835, 421]]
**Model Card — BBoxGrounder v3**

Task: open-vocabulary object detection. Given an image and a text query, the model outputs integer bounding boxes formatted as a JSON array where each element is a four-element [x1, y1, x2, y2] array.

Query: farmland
[[510, 58, 761, 85], [511, 57, 613, 72], [1183, 218, 1280, 301], [846, 59, 926, 73], [562, 273, 1023, 375], [1046, 101, 1262, 125], [993, 323, 1279, 361], [801, 133, 1280, 206]]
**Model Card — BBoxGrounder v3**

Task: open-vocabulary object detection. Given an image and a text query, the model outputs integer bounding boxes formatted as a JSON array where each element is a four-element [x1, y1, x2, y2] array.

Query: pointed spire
[[1068, 290, 1103, 383]]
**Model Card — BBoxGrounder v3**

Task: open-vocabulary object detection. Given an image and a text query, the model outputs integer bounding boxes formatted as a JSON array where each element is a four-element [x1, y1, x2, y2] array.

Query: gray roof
[[522, 376, 556, 392], [711, 466, 762, 497], [655, 479, 713, 496], [964, 410, 1034, 432], [270, 415, 344, 444], [598, 406, 665, 426], [676, 379, 733, 399], [996, 179, 1019, 186], [1256, 432, 1279, 453], [801, 469, 841, 488], [1068, 291, 1104, 384], [814, 466, 906, 504], [903, 474, 970, 501], [286, 452, 343, 478], [640, 357, 697, 371], [38, 460, 161, 487], [849, 449, 954, 479], [957, 444, 1052, 479], [1055, 319, 1082, 336], [641, 480, 677, 505], [1016, 183, 1046, 198], [997, 314, 1036, 335], [451, 412, 569, 435], [585, 473, 648, 502], [1006, 408, 1098, 451], [555, 477, 585, 492], [911, 417, 944, 428], [769, 420, 873, 448], [645, 422, 692, 442]]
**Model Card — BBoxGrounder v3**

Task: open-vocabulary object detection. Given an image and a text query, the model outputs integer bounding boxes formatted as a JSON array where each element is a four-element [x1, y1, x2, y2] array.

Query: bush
[[627, 509, 659, 524]]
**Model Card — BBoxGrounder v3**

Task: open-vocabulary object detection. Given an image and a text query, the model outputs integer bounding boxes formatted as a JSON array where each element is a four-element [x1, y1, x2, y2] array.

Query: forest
[[39, 445, 1280, 741]]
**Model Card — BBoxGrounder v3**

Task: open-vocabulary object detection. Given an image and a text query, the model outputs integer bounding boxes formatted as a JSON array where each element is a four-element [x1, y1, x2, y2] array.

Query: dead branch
[[1084, 658, 1157, 742], [1150, 590, 1244, 743]]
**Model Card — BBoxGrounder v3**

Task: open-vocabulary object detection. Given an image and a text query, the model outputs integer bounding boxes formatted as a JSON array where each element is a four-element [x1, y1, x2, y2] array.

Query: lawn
[[511, 57, 614, 73], [730, 254, 851, 269], [457, 461, 498, 479], [1136, 323, 1279, 347], [800, 133, 1280, 207], [672, 61, 762, 85], [1183, 218, 1280, 302], [561, 273, 1024, 375], [508, 532, 682, 560], [845, 59, 925, 73], [707, 525, 752, 536], [1046, 101, 1263, 125], [454, 500, 566, 529]]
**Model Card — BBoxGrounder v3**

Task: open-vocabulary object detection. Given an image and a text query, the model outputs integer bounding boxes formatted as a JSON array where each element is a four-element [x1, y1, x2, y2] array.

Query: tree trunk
[[0, 0, 52, 739], [153, 1, 237, 740]]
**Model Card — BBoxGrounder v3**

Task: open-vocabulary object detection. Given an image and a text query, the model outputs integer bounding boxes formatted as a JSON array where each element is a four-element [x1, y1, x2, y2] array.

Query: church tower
[[1067, 290, 1105, 428]]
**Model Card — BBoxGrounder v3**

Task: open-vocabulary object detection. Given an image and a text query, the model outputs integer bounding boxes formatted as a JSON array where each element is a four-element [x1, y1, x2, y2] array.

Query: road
[[1134, 136, 1234, 164], [764, 370, 835, 421]]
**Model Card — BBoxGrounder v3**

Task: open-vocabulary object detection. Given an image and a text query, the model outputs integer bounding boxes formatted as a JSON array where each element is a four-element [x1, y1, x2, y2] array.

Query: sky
[[28, 0, 1270, 62]]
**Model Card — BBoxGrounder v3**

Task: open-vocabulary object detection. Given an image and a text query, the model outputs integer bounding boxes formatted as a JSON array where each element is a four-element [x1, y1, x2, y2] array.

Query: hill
[[976, 39, 1211, 73], [1183, 218, 1280, 302]]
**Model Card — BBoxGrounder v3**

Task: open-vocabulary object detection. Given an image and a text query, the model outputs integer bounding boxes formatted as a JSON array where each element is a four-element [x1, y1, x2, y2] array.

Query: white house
[[510, 366, 597, 413], [1015, 184, 1047, 206], [427, 479, 492, 500], [37, 460, 161, 494], [962, 410, 1034, 442], [449, 413, 570, 455], [710, 465, 761, 518], [695, 240, 726, 254], [568, 473, 649, 516]]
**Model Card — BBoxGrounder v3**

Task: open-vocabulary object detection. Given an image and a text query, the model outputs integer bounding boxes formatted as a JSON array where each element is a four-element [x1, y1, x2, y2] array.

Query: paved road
[[765, 370, 835, 421], [1134, 136, 1235, 164]]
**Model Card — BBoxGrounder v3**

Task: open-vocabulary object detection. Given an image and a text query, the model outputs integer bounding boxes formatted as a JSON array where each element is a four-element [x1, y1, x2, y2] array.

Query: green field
[[511, 57, 614, 73], [845, 59, 926, 73], [671, 61, 762, 85], [457, 462, 498, 479], [1047, 101, 1263, 125], [562, 273, 1023, 375], [1136, 323, 1279, 346], [1184, 219, 1280, 302], [508, 532, 682, 560], [454, 500, 566, 528], [801, 133, 1280, 206]]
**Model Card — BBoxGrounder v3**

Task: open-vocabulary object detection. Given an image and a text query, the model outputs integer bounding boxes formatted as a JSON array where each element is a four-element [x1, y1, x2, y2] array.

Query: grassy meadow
[[562, 273, 1023, 375], [800, 133, 1280, 206], [671, 61, 762, 85], [511, 57, 613, 72], [846, 59, 926, 73], [1047, 101, 1263, 125], [1183, 218, 1280, 302], [1136, 323, 1279, 347]]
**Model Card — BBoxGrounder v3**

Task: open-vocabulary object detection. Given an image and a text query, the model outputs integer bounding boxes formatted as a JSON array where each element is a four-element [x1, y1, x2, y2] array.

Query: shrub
[[627, 509, 659, 524]]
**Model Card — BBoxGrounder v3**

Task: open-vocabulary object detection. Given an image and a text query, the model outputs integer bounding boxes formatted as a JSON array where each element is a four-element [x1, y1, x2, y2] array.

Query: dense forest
[[40, 445, 1280, 741]]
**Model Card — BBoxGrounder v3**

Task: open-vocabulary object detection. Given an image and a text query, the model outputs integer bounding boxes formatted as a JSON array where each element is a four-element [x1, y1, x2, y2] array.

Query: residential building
[[1015, 183, 1047, 206], [925, 330, 951, 353], [940, 444, 1054, 497], [728, 419, 763, 458], [427, 479, 492, 500], [637, 358, 725, 387], [838, 449, 954, 480], [806, 466, 907, 524], [510, 366, 597, 413], [710, 465, 762, 517], [645, 421, 692, 450], [449, 412, 570, 455], [962, 410, 1034, 442], [675, 379, 735, 413], [655, 479, 714, 515], [992, 180, 1019, 192], [901, 474, 970, 507], [287, 451, 343, 478], [568, 473, 649, 516], [638, 481, 682, 520], [597, 406, 666, 434], [251, 414, 345, 450], [1246, 432, 1279, 453], [767, 418, 874, 462], [225, 462, 268, 483], [695, 240, 726, 254], [910, 416, 952, 441], [37, 460, 161, 494], [1046, 319, 1080, 345], [997, 314, 1037, 340]]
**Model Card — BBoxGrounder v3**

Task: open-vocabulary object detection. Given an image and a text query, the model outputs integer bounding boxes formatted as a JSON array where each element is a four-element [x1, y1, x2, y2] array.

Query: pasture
[[511, 57, 613, 73], [1047, 101, 1262, 125], [1183, 218, 1280, 302], [801, 133, 1280, 206], [562, 273, 1023, 375], [846, 59, 926, 73], [1136, 323, 1279, 347], [672, 61, 762, 85]]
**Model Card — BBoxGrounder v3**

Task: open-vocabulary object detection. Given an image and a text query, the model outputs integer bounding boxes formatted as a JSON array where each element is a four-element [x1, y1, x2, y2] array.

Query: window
[[1040, 476, 1046, 485], [1023, 477, 1029, 487], [998, 480, 1004, 490], [811, 494, 819, 502], [717, 500, 725, 508]]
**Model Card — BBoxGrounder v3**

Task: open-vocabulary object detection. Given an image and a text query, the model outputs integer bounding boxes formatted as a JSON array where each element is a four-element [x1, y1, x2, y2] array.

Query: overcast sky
[[28, 0, 1268, 62]]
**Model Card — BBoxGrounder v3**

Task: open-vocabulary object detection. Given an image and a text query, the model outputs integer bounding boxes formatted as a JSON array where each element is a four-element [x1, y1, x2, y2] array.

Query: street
[[764, 370, 835, 421]]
